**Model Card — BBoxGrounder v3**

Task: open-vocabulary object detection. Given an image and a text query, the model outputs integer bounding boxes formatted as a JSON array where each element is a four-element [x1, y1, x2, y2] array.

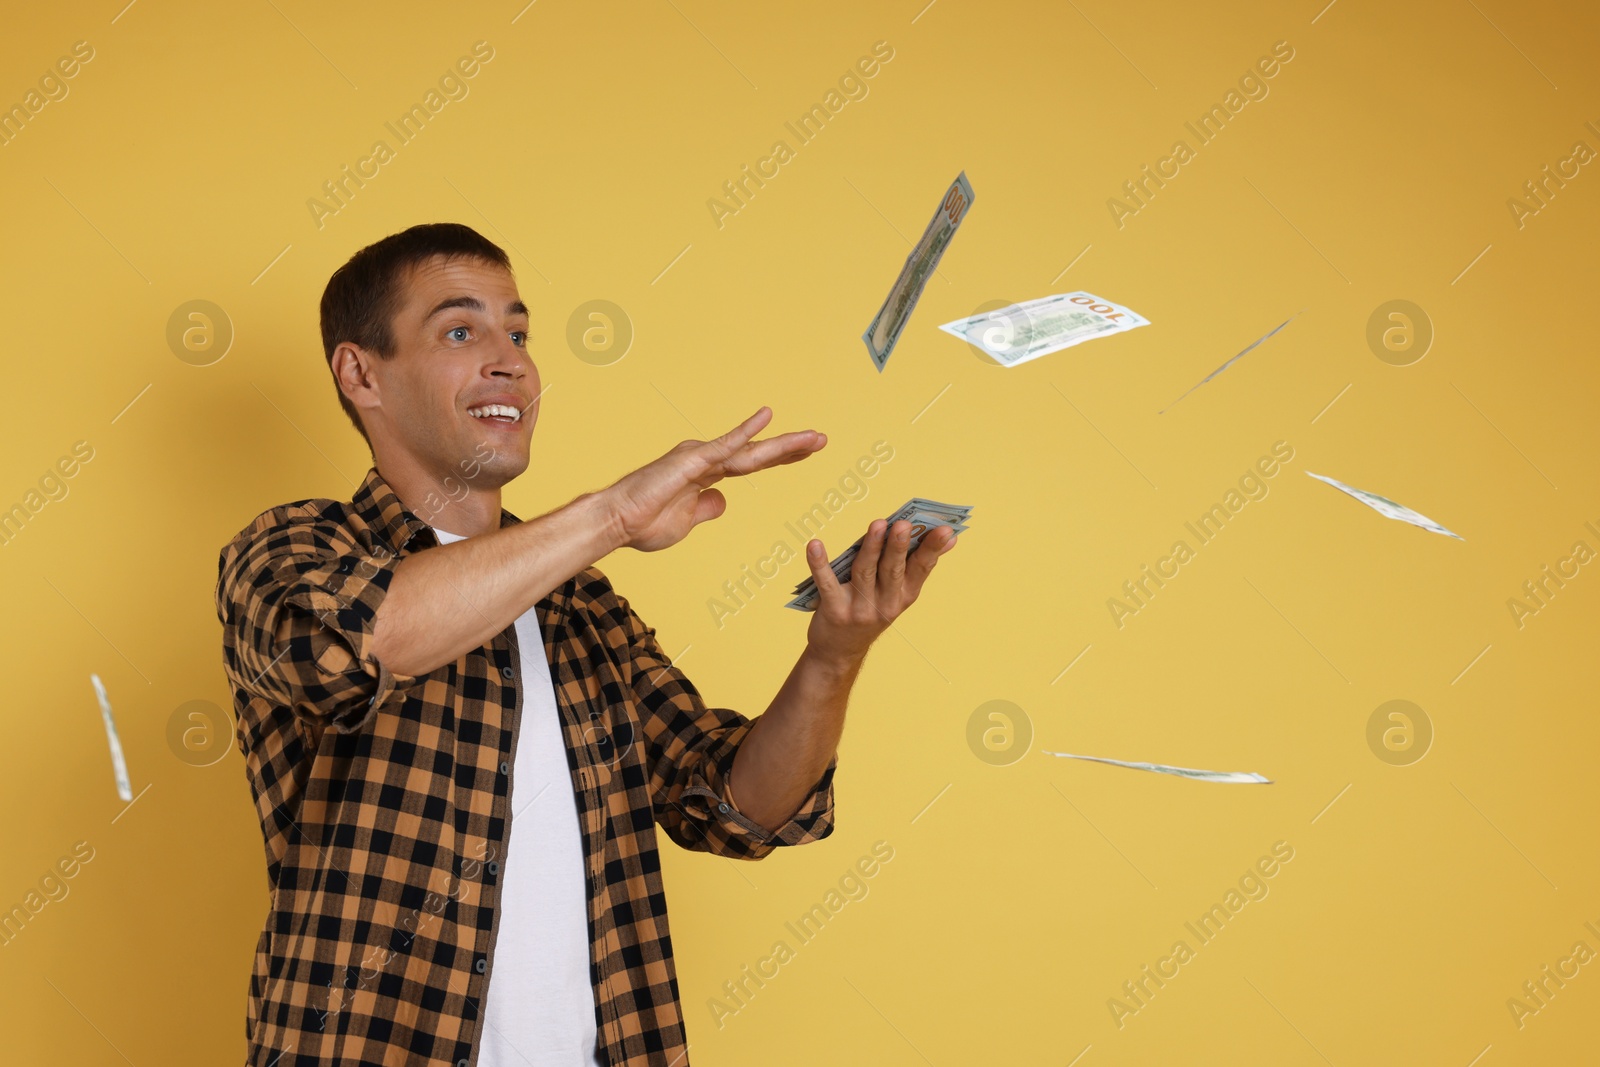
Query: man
[[214, 222, 957, 1066]]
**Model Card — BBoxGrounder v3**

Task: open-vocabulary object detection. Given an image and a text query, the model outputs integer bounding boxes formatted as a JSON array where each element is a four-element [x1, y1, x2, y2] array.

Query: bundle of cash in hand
[[785, 498, 972, 611]]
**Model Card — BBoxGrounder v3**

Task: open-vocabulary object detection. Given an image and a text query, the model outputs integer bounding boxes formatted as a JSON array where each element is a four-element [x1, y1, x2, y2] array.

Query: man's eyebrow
[[422, 296, 530, 324]]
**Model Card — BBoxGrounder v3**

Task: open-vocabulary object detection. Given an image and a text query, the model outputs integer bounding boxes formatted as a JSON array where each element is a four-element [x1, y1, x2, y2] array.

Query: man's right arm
[[367, 406, 825, 680], [222, 407, 822, 727], [367, 491, 621, 677]]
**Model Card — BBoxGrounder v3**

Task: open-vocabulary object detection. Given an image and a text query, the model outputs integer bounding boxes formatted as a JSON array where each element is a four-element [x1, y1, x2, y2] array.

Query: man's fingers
[[904, 526, 954, 599], [721, 430, 826, 476], [806, 539, 845, 605], [851, 519, 887, 592], [694, 406, 824, 482], [690, 488, 727, 528], [683, 407, 770, 473], [878, 520, 912, 594], [712, 406, 772, 455]]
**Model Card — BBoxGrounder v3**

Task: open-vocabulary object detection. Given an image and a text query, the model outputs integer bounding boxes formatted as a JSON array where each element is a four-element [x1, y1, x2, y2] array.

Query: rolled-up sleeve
[[215, 515, 422, 732], [598, 578, 835, 860]]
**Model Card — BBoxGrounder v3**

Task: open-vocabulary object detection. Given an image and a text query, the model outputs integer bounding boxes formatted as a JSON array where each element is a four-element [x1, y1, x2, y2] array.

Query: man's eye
[[448, 326, 469, 342], [511, 331, 527, 346]]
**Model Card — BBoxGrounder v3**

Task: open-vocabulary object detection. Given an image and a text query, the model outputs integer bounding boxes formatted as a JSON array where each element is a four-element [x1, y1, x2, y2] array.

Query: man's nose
[[484, 340, 531, 377]]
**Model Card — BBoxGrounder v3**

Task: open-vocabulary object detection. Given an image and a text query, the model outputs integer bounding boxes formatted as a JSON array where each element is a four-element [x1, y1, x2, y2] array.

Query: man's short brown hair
[[319, 222, 512, 446]]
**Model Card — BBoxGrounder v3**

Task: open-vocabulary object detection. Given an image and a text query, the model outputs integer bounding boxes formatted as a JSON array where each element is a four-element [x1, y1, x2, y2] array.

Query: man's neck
[[372, 448, 505, 538]]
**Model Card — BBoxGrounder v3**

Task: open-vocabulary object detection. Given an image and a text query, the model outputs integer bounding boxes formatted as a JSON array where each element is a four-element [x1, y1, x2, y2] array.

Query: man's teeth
[[468, 404, 521, 421]]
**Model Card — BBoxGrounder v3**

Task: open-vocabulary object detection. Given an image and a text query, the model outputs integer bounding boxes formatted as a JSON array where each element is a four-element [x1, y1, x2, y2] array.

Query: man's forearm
[[728, 645, 864, 832], [368, 492, 621, 677]]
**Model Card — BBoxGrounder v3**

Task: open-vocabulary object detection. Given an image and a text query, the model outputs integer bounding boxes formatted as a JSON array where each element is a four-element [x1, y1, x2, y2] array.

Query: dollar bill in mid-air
[[786, 497, 971, 611], [1159, 309, 1301, 413], [90, 673, 134, 802], [862, 172, 975, 373], [938, 291, 1148, 368], [1305, 471, 1463, 540], [1043, 750, 1271, 784]]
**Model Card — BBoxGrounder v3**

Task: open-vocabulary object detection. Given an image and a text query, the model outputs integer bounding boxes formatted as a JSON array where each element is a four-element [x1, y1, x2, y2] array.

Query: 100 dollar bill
[[862, 172, 975, 373], [939, 291, 1148, 368]]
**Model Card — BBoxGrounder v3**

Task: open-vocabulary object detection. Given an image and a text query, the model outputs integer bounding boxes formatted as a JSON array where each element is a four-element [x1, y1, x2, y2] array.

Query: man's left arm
[[614, 515, 957, 860], [727, 516, 958, 833], [607, 579, 833, 861]]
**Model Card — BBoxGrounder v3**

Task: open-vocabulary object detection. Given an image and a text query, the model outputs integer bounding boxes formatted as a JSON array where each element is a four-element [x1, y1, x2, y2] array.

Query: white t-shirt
[[432, 527, 604, 1067]]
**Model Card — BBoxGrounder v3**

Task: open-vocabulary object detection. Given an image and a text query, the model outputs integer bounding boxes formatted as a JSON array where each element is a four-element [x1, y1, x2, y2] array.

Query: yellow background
[[3, 0, 1598, 1063]]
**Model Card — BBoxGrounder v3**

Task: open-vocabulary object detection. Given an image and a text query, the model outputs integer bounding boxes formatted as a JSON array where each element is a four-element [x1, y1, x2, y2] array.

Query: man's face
[[365, 255, 538, 488]]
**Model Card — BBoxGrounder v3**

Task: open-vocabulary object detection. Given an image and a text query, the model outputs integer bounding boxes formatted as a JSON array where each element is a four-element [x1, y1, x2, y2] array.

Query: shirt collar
[[350, 466, 572, 620]]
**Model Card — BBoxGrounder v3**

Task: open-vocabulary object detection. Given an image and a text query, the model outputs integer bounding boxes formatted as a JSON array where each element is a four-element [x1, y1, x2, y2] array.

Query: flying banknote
[[1305, 471, 1463, 540], [862, 172, 975, 372], [1043, 750, 1271, 784], [939, 291, 1148, 368]]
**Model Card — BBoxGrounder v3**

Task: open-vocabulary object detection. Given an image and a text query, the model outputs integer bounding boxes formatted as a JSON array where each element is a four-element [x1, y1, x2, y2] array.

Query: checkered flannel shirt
[[214, 466, 837, 1066]]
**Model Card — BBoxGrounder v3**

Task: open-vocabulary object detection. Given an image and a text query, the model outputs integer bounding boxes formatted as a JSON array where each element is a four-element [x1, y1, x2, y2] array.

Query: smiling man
[[213, 222, 957, 1067]]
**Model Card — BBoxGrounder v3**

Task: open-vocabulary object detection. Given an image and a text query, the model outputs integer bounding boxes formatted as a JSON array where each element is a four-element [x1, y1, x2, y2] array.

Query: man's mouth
[[466, 403, 523, 426]]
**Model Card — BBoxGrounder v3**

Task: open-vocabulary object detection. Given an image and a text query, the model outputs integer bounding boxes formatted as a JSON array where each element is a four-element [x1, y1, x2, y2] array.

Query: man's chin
[[469, 450, 530, 489], [430, 428, 525, 486]]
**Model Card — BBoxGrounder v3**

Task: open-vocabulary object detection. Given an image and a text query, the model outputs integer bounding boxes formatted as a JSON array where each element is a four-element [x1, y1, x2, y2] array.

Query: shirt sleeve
[[215, 514, 422, 733], [592, 574, 835, 861]]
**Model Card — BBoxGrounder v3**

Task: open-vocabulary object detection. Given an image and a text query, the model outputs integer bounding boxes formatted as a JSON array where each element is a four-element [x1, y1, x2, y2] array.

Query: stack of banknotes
[[785, 497, 973, 610]]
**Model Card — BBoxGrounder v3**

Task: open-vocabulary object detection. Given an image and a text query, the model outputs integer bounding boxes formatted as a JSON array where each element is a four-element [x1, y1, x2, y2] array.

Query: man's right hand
[[599, 407, 826, 552]]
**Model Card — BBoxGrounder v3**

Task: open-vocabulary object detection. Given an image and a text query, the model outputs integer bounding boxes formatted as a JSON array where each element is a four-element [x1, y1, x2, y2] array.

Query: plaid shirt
[[214, 466, 836, 1067]]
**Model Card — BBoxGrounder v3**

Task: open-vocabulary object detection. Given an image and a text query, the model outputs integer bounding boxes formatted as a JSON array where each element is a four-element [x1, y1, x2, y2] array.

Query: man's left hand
[[803, 519, 958, 664]]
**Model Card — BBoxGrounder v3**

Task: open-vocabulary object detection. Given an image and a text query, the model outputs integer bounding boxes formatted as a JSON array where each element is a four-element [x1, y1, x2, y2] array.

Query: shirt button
[[718, 803, 730, 813], [499, 761, 510, 775], [475, 957, 487, 974], [458, 1060, 470, 1067], [487, 861, 500, 876], [500, 666, 514, 681]]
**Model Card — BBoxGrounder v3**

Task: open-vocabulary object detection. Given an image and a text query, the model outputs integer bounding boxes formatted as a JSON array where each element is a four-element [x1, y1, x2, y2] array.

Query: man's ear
[[332, 342, 383, 417]]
